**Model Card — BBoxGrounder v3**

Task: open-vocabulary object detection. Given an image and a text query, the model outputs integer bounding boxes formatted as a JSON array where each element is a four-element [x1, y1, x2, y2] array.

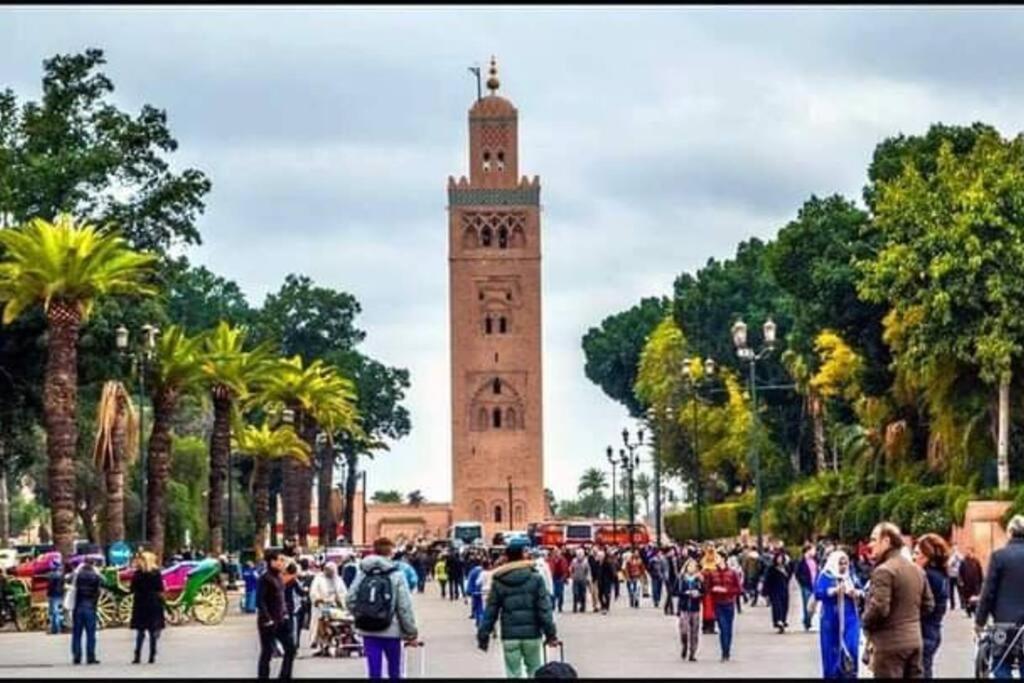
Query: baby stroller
[[319, 606, 363, 658], [976, 620, 1024, 678]]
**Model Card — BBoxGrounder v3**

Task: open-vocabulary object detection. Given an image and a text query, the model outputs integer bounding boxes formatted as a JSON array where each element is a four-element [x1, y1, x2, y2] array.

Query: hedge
[[665, 503, 746, 542]]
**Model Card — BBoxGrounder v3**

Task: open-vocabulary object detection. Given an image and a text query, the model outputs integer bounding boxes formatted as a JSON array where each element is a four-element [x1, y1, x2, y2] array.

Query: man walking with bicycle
[[975, 515, 1024, 679]]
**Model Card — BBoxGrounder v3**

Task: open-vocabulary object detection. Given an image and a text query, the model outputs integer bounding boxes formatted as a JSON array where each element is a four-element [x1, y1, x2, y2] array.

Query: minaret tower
[[448, 57, 545, 539]]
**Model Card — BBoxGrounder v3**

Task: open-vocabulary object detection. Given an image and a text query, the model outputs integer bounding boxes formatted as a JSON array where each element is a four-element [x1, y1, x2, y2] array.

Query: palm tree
[[258, 356, 358, 547], [233, 421, 310, 557], [92, 381, 139, 545], [577, 467, 608, 518], [200, 321, 274, 555], [0, 214, 156, 557], [577, 467, 607, 498], [146, 325, 205, 560], [783, 349, 828, 474], [407, 489, 425, 506]]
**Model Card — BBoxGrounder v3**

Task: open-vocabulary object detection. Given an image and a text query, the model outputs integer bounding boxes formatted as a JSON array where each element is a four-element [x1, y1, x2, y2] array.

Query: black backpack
[[351, 566, 397, 632]]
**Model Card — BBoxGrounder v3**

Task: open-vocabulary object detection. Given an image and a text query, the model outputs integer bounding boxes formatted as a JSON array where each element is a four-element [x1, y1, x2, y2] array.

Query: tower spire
[[486, 55, 500, 94]]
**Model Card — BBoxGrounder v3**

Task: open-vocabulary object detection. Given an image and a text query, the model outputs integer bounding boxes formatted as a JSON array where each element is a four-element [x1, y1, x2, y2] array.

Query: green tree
[[0, 214, 156, 557], [146, 326, 205, 559], [371, 490, 402, 504], [201, 322, 275, 554], [162, 257, 255, 332], [858, 130, 1024, 491], [255, 274, 364, 363], [582, 297, 669, 418], [233, 422, 310, 556], [767, 194, 889, 395], [407, 489, 425, 506], [0, 48, 210, 251]]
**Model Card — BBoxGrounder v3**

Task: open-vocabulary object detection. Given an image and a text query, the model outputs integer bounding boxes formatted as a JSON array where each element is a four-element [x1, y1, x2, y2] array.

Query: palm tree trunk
[[208, 389, 232, 555], [296, 414, 317, 548], [811, 393, 827, 474], [103, 395, 128, 545], [281, 457, 299, 543], [298, 463, 313, 548], [147, 387, 178, 563], [997, 374, 1011, 492], [342, 450, 358, 544], [252, 457, 270, 557], [0, 440, 10, 549], [44, 300, 81, 559], [318, 440, 335, 547]]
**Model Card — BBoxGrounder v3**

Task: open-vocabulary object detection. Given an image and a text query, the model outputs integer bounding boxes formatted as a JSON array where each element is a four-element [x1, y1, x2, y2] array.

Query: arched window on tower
[[499, 316, 508, 334], [493, 505, 503, 523], [498, 226, 509, 249], [481, 226, 493, 247], [497, 150, 505, 172], [477, 407, 489, 431], [484, 316, 493, 335], [492, 378, 502, 395], [482, 150, 491, 173], [492, 407, 502, 429], [462, 227, 479, 249], [505, 407, 516, 430]]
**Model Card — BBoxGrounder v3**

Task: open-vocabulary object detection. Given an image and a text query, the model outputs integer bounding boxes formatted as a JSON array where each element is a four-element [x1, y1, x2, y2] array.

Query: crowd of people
[[3, 513, 1023, 679]]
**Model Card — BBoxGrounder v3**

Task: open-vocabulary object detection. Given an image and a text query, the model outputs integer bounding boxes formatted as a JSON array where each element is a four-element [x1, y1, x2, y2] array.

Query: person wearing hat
[[46, 557, 65, 635], [478, 537, 559, 678]]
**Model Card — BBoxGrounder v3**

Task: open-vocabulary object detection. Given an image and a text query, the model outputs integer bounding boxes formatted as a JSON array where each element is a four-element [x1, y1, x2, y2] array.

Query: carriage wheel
[[191, 584, 228, 625], [117, 594, 134, 626], [29, 605, 48, 631], [96, 589, 118, 629]]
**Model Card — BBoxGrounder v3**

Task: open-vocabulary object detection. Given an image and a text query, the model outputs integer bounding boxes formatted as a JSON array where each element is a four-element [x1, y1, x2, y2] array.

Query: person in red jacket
[[547, 548, 570, 614], [706, 553, 742, 661]]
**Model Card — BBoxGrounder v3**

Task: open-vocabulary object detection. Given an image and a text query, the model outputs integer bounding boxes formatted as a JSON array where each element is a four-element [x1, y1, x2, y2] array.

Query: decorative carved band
[[449, 187, 540, 207]]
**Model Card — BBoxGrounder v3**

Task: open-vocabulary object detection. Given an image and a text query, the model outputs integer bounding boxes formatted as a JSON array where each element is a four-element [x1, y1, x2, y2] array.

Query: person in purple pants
[[347, 538, 420, 679]]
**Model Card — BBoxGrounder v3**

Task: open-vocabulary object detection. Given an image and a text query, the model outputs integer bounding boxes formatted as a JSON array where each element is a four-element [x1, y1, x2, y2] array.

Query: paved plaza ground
[[0, 584, 978, 678]]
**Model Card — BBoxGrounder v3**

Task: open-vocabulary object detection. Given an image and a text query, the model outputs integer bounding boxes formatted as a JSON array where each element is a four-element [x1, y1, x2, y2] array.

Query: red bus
[[594, 522, 650, 547]]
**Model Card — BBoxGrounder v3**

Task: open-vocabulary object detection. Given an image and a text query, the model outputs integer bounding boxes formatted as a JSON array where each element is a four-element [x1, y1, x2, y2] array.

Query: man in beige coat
[[862, 522, 936, 678]]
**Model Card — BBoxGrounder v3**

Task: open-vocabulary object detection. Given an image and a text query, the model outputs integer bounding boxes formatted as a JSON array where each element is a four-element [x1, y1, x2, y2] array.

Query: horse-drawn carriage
[[9, 552, 227, 630]]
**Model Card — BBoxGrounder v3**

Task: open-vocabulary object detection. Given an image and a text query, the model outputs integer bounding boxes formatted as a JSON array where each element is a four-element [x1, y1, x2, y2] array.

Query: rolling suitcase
[[401, 640, 427, 678], [536, 641, 577, 679]]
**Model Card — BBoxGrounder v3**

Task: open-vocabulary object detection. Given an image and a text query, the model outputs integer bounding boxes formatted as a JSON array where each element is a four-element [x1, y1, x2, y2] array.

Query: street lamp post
[[605, 446, 617, 540], [731, 317, 777, 554], [116, 323, 158, 547], [621, 427, 644, 551], [682, 356, 717, 543]]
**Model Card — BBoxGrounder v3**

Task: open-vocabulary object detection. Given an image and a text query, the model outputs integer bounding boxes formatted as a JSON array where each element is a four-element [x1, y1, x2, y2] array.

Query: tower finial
[[486, 55, 500, 94]]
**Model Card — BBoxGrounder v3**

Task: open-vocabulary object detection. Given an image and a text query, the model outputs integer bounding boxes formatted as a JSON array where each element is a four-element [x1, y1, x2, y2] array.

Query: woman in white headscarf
[[813, 549, 864, 679]]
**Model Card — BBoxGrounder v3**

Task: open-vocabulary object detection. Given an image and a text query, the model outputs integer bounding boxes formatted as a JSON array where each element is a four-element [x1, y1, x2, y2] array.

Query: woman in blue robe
[[814, 550, 863, 679]]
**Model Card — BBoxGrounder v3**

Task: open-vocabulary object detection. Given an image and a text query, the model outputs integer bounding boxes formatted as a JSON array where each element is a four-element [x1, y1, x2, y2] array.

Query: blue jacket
[[922, 565, 948, 645], [467, 565, 483, 596]]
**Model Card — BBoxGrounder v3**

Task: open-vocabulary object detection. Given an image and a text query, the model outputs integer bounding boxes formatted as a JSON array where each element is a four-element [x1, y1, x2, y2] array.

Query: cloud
[[3, 7, 1024, 503]]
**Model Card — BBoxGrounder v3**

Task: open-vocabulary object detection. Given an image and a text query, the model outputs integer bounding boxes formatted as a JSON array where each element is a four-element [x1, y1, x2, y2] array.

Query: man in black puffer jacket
[[478, 538, 559, 678]]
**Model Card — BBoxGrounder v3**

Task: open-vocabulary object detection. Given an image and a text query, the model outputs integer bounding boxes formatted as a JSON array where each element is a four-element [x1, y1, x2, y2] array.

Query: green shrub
[[1001, 486, 1024, 527], [854, 494, 882, 539], [952, 492, 973, 526], [911, 508, 952, 537]]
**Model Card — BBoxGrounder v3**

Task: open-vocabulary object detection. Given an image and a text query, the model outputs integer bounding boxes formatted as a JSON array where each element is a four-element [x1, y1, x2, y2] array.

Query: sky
[[4, 5, 1024, 503]]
